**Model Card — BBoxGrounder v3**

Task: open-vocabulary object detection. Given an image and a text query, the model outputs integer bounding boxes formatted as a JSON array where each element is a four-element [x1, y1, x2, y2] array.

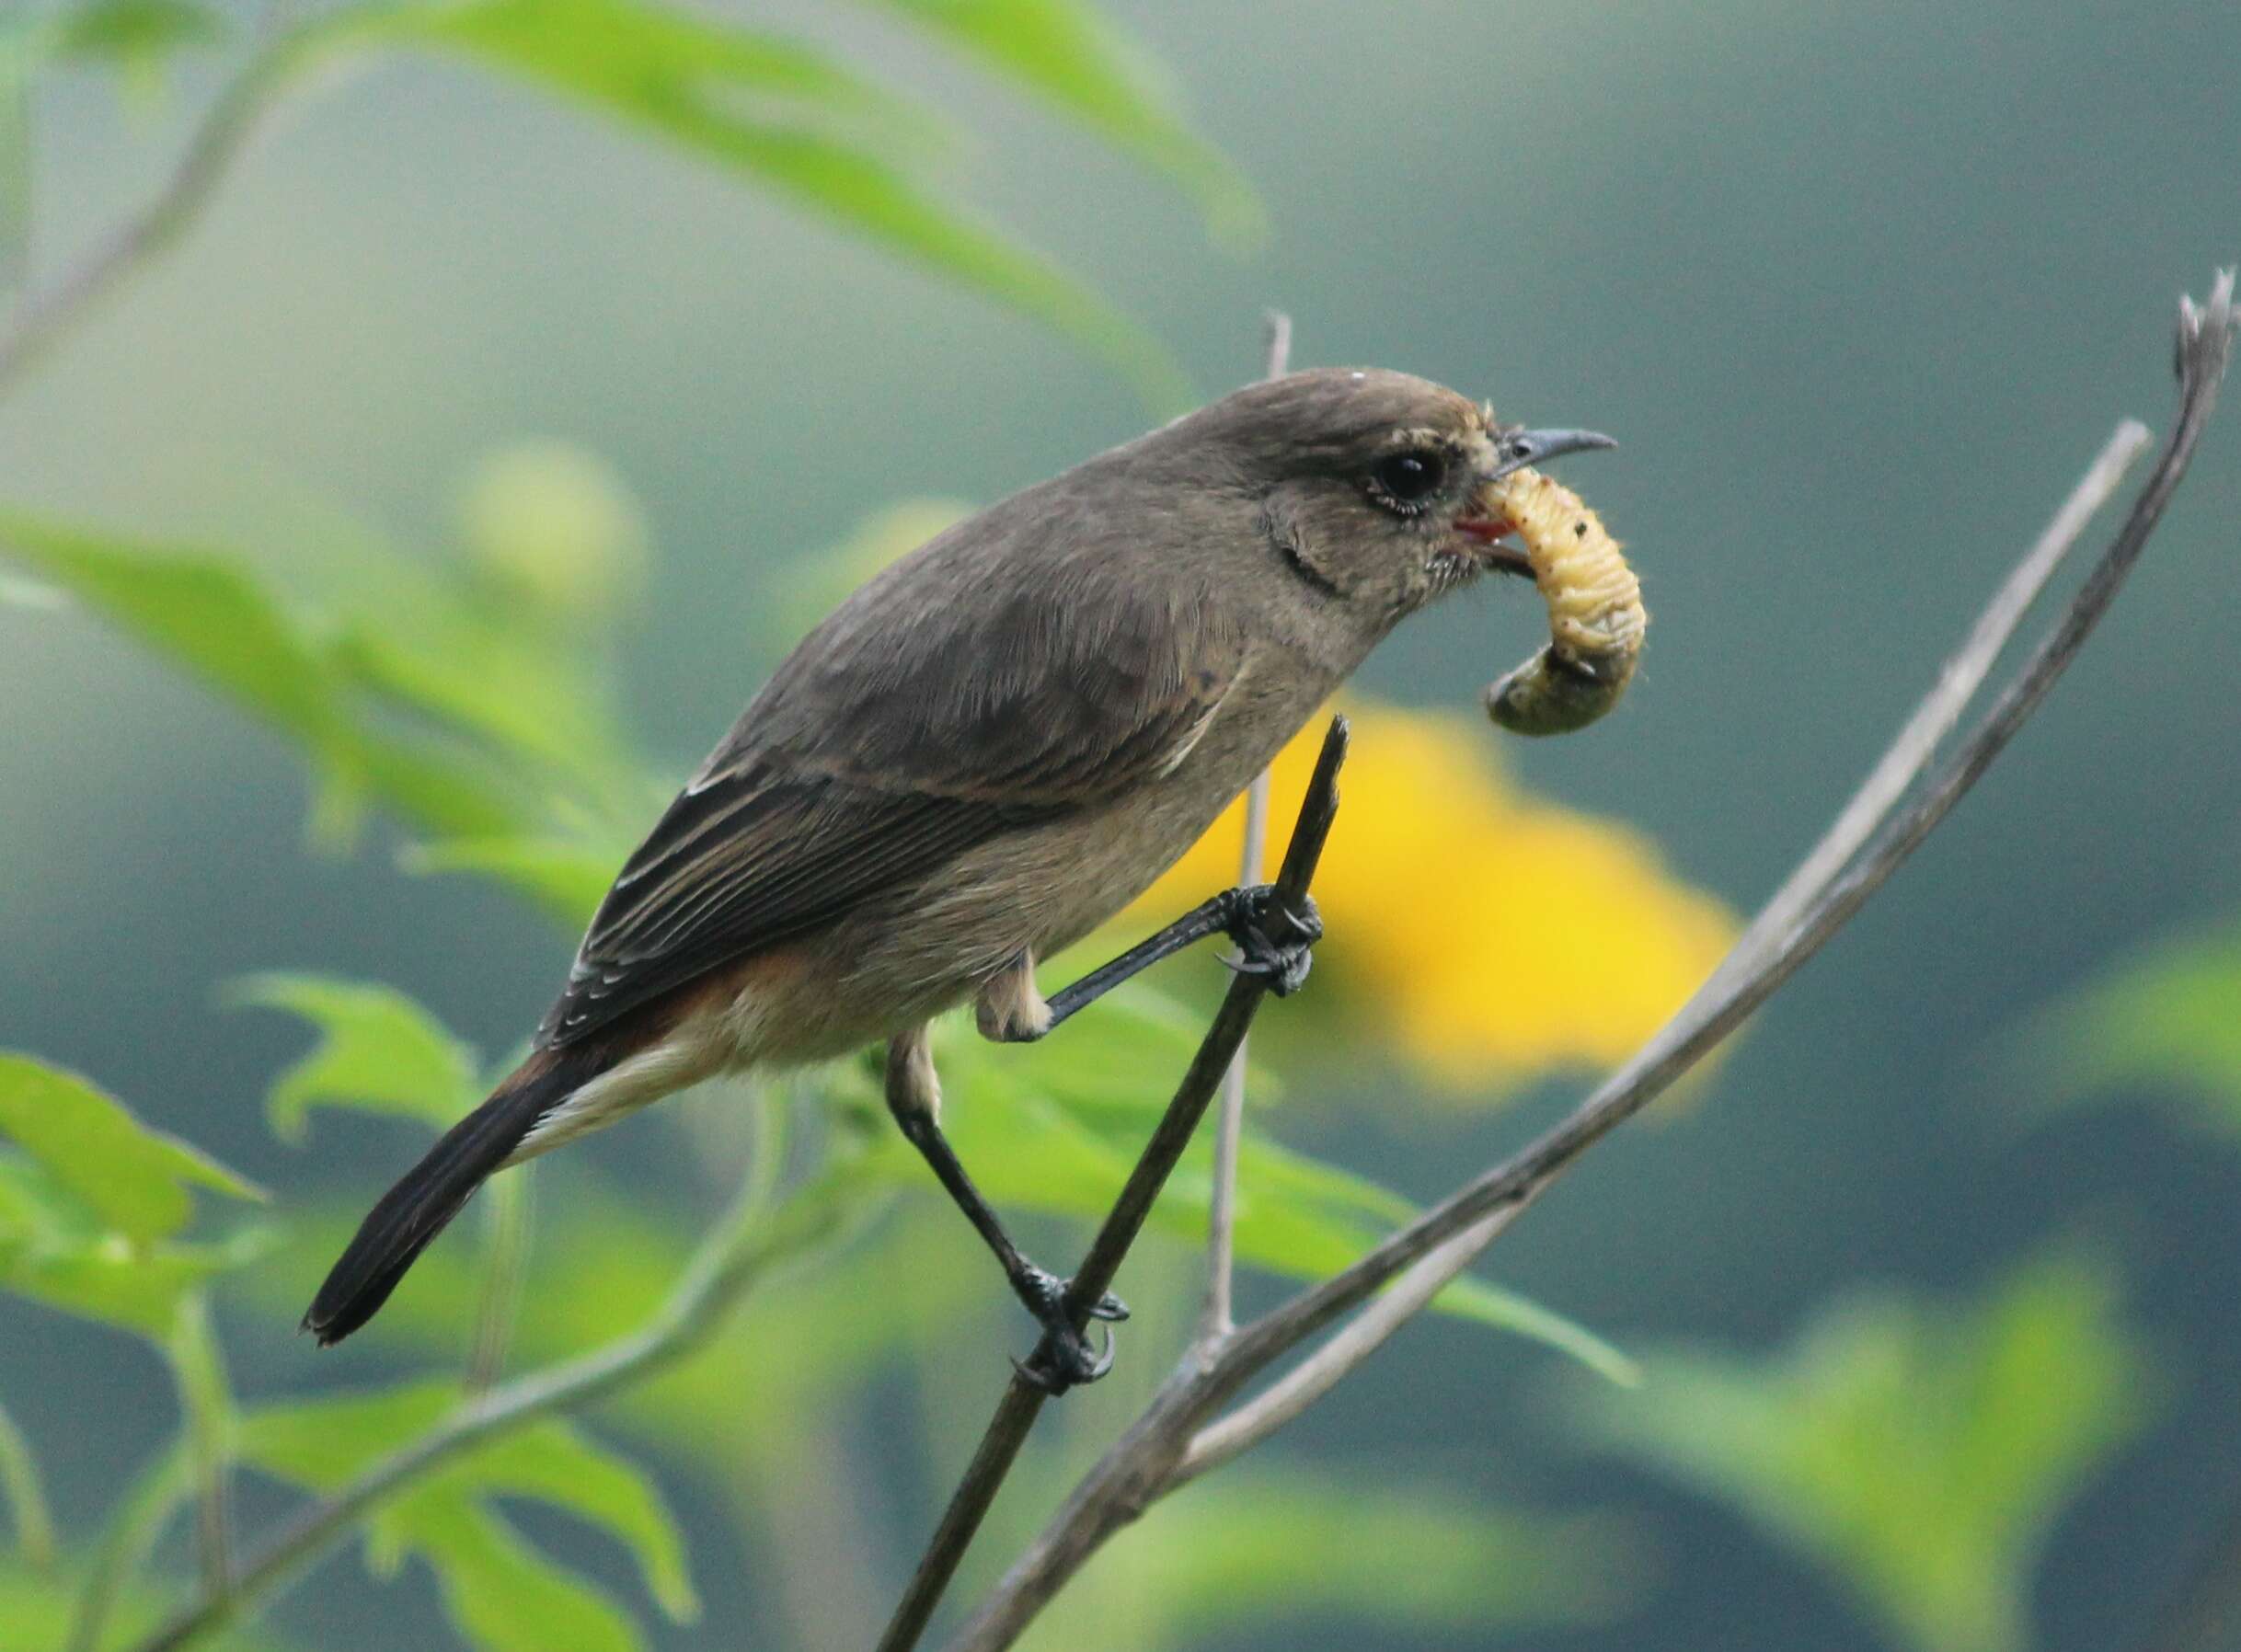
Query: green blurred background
[[4, 1, 2240, 1648]]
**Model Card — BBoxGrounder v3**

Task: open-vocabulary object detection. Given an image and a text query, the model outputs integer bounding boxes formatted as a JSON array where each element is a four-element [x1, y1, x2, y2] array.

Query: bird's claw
[[1222, 886, 1321, 997], [1011, 1265, 1128, 1394], [1014, 1322, 1117, 1393]]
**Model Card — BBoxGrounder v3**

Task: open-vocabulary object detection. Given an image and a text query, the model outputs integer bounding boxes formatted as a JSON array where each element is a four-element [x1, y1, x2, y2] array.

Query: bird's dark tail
[[304, 1042, 604, 1347]]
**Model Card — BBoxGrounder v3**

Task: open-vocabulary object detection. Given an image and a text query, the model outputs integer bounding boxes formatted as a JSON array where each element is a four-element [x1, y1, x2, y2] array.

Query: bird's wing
[[538, 553, 1246, 1047]]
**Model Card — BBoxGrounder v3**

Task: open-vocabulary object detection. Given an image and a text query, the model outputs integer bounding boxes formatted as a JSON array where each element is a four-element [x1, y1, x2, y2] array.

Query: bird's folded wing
[[538, 577, 1247, 1047]]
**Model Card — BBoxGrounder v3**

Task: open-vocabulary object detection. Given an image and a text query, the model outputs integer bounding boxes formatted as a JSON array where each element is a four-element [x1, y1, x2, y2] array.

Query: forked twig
[[927, 273, 2235, 1652], [874, 718, 1349, 1652]]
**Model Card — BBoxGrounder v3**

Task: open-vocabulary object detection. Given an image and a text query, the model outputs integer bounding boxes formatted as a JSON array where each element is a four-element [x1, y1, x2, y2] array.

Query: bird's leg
[[883, 1025, 1127, 1390], [986, 884, 1323, 1045]]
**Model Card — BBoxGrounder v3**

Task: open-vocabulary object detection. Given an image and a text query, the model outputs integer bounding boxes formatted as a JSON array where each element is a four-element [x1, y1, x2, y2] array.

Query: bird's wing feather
[[539, 540, 1245, 1046]]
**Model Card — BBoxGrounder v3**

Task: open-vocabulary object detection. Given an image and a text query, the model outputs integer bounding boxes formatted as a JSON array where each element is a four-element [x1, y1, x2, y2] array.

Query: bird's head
[[1146, 366, 1615, 625]]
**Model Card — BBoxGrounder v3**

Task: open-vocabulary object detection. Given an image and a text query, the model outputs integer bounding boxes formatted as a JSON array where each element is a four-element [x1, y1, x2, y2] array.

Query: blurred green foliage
[[1568, 1246, 2157, 1652], [3, 0, 1210, 407], [1052, 1466, 1647, 1646], [46, 0, 226, 81], [2009, 919, 2241, 1141], [242, 1383, 699, 1650], [0, 1560, 282, 1652], [226, 976, 488, 1142], [0, 1054, 273, 1338]]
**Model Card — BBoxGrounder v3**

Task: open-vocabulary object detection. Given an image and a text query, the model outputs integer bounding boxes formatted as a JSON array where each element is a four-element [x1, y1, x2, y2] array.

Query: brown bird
[[305, 368, 1614, 1383]]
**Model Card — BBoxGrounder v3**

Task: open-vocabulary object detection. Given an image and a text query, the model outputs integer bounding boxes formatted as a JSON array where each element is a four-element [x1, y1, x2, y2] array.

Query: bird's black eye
[[1371, 449, 1446, 511]]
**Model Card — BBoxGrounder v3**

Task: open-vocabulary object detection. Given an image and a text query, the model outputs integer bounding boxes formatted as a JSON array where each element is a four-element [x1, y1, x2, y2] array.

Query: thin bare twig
[[0, 12, 306, 396], [939, 273, 2235, 1652], [875, 717, 1349, 1652], [1179, 1209, 1505, 1483], [1198, 307, 1293, 1345], [1194, 771, 1267, 1341]]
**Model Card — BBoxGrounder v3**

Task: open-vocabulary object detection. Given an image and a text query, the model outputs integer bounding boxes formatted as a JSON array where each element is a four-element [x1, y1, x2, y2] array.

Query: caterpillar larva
[[1478, 465, 1645, 737]]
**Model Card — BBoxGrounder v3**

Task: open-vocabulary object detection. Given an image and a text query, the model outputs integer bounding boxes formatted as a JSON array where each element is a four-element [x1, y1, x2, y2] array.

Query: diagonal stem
[[874, 717, 1348, 1652], [1221, 274, 2234, 1386], [0, 13, 313, 396]]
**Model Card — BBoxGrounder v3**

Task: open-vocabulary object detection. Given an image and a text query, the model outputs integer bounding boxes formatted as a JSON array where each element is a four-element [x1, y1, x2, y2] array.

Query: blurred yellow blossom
[[1120, 702, 1737, 1095]]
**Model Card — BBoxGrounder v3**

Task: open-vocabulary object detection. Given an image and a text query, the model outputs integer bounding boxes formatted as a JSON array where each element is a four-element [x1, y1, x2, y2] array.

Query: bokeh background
[[5, 2, 2240, 1649]]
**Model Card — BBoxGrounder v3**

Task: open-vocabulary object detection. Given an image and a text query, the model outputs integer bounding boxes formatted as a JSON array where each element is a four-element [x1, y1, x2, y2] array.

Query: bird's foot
[[1010, 1265, 1129, 1394], [1221, 885, 1322, 997]]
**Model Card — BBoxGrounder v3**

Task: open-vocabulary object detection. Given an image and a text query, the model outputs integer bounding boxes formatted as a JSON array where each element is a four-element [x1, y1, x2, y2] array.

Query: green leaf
[[389, 1491, 646, 1652], [239, 1382, 454, 1487], [1566, 1244, 2157, 1652], [401, 834, 628, 930], [0, 511, 545, 844], [1221, 1131, 1637, 1382], [351, 728, 543, 842], [253, 1160, 910, 1461], [983, 977, 1284, 1119], [322, 543, 645, 814], [243, 1382, 699, 1628], [0, 511, 370, 828], [1086, 1467, 1639, 1637], [0, 1153, 92, 1245], [0, 1062, 275, 1337], [326, 0, 941, 153], [310, 0, 1189, 409], [226, 974, 483, 1141], [336, 622, 626, 797], [867, 0, 1261, 246], [2009, 921, 2241, 1140], [0, 1209, 278, 1336], [440, 1422, 699, 1621], [52, 0, 226, 63], [0, 1053, 262, 1243]]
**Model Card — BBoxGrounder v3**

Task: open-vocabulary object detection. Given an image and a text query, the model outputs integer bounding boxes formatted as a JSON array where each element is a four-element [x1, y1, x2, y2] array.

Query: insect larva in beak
[[1479, 467, 1646, 737]]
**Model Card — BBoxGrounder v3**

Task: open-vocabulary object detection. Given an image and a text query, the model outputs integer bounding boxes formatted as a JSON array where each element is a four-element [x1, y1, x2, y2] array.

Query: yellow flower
[[1120, 701, 1737, 1096]]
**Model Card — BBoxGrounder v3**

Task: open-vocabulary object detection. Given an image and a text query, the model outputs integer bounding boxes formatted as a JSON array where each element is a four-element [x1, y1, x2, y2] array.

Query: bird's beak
[[1453, 426, 1617, 576], [1483, 426, 1618, 483]]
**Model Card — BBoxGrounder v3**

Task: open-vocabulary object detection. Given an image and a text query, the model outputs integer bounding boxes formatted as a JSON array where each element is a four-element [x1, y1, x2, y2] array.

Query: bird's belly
[[851, 719, 1319, 1009], [714, 669, 1341, 1071]]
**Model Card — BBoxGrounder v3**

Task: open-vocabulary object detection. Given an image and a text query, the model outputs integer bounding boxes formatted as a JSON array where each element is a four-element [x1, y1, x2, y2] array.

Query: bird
[[304, 367, 1615, 1385]]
